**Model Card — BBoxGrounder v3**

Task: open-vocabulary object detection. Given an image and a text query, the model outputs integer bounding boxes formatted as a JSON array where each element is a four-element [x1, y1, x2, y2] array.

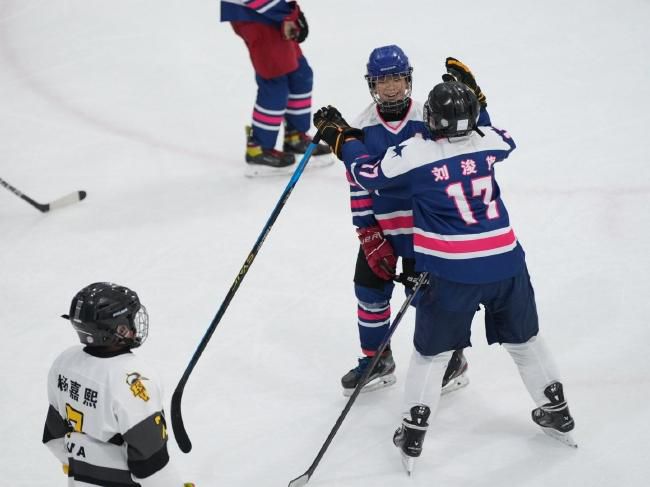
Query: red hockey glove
[[357, 225, 397, 280], [282, 2, 308, 43]]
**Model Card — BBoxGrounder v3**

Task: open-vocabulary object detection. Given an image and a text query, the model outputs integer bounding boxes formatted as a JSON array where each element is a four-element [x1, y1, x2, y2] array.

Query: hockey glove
[[282, 2, 308, 43], [442, 57, 487, 108], [313, 106, 363, 159], [358, 225, 397, 280], [394, 258, 429, 289]]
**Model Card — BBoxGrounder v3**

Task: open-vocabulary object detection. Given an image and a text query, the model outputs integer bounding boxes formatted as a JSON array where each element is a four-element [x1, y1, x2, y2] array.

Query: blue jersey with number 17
[[341, 127, 525, 284]]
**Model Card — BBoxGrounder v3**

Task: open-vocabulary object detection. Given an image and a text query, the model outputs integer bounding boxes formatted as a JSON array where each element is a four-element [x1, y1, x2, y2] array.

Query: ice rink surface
[[1, 1, 649, 485]]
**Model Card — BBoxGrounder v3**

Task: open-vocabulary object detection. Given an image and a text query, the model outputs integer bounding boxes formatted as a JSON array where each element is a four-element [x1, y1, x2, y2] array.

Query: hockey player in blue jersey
[[315, 81, 576, 473], [342, 50, 489, 397], [220, 0, 331, 176]]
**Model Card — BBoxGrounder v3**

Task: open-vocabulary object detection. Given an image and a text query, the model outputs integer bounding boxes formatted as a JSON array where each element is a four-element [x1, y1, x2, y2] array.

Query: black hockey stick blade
[[171, 383, 192, 453], [170, 140, 321, 454], [288, 272, 429, 486]]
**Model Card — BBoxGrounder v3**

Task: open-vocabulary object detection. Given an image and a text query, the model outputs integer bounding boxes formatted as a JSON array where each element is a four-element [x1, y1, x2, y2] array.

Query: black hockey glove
[[394, 258, 429, 290], [442, 57, 487, 108], [284, 2, 308, 43], [313, 106, 363, 159]]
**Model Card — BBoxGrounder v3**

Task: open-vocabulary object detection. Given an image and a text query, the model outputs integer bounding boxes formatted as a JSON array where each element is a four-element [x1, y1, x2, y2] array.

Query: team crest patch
[[126, 372, 150, 401]]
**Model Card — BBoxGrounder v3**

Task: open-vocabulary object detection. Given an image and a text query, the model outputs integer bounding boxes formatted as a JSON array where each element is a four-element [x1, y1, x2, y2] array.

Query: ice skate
[[341, 351, 396, 396], [441, 349, 469, 396], [284, 129, 335, 168], [532, 381, 577, 448], [244, 126, 296, 177], [393, 405, 430, 475]]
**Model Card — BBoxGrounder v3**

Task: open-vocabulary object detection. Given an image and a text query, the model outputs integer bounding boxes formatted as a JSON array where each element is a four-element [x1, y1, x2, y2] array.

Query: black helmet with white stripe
[[424, 81, 480, 138], [62, 282, 148, 348]]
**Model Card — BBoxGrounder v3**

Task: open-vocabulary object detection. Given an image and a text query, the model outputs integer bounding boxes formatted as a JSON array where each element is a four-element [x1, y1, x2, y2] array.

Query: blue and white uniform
[[344, 126, 523, 284], [348, 100, 426, 355], [221, 0, 313, 149]]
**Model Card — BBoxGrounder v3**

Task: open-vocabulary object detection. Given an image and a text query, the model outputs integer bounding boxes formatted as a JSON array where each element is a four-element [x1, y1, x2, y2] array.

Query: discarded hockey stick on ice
[[171, 138, 321, 454], [288, 272, 430, 487], [0, 177, 86, 213]]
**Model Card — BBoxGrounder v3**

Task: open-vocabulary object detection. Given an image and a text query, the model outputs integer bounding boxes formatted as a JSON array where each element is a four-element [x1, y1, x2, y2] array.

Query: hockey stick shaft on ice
[[0, 177, 86, 212], [171, 138, 322, 454], [288, 272, 430, 487]]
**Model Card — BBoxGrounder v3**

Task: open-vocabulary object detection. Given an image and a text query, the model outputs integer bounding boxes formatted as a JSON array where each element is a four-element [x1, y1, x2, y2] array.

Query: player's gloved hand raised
[[282, 2, 308, 43], [442, 57, 487, 108], [313, 106, 363, 159], [357, 225, 397, 280]]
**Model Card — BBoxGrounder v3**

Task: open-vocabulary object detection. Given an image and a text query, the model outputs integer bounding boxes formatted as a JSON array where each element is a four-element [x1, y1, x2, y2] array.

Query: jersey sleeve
[[347, 170, 379, 230], [341, 140, 414, 195], [221, 0, 294, 23], [111, 361, 181, 484], [42, 357, 71, 466]]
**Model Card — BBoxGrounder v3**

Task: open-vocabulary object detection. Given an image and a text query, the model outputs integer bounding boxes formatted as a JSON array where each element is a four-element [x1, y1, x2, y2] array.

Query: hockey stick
[[171, 138, 322, 453], [288, 272, 430, 487], [0, 177, 86, 213]]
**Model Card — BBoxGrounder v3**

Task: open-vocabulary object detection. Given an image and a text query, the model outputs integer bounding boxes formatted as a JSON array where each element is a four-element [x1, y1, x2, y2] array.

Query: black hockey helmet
[[423, 81, 480, 138], [62, 282, 149, 348]]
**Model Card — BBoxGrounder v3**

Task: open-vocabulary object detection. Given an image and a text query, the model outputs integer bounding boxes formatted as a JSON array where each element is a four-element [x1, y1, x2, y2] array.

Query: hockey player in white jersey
[[42, 282, 195, 486]]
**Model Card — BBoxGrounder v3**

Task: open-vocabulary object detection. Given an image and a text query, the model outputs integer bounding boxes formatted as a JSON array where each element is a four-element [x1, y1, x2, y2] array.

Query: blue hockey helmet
[[365, 45, 413, 113]]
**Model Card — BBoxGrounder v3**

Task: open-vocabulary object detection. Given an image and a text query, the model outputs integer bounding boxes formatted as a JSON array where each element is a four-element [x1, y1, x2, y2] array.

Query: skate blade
[[441, 373, 469, 396], [539, 427, 578, 448], [400, 452, 416, 476], [342, 373, 397, 397], [244, 163, 295, 178]]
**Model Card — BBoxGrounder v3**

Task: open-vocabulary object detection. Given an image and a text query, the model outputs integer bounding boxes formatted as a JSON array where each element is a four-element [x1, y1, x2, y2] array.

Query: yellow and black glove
[[313, 106, 363, 160], [443, 57, 487, 108]]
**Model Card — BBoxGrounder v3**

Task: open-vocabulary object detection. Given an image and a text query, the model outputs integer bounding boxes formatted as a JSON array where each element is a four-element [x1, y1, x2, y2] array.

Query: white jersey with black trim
[[44, 345, 183, 486]]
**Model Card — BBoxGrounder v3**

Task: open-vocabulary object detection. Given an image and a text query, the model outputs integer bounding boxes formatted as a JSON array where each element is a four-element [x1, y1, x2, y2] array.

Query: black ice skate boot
[[245, 126, 295, 177], [393, 404, 431, 475], [341, 350, 396, 396], [283, 129, 334, 168], [531, 381, 577, 448], [441, 349, 469, 395]]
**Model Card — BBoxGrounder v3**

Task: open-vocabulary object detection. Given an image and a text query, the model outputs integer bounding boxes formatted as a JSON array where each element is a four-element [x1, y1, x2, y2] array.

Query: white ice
[[1, 1, 649, 486]]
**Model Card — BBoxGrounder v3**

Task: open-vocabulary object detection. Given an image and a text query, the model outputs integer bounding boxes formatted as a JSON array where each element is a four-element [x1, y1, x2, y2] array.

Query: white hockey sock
[[402, 349, 453, 419], [503, 335, 562, 406]]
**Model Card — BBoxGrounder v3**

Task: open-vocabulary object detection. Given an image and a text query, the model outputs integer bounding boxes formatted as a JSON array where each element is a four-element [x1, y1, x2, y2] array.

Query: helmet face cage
[[365, 45, 413, 113], [131, 304, 149, 348], [365, 70, 413, 113]]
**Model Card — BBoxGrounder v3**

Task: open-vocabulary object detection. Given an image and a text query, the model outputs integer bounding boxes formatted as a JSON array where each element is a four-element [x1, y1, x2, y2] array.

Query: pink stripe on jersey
[[351, 198, 373, 209], [253, 110, 283, 125], [358, 308, 391, 321], [414, 228, 516, 254], [287, 98, 311, 109], [246, 0, 273, 10], [378, 215, 414, 231]]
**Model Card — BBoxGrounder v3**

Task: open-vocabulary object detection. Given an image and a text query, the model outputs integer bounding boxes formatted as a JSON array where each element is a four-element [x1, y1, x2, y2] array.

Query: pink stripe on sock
[[253, 111, 283, 125], [358, 308, 391, 321], [351, 198, 373, 209], [287, 98, 312, 109]]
